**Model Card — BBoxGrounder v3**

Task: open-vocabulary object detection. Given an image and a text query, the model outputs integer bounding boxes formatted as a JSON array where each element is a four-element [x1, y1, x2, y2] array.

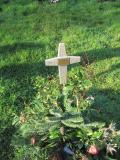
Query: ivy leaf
[[85, 122, 105, 129], [49, 108, 62, 117]]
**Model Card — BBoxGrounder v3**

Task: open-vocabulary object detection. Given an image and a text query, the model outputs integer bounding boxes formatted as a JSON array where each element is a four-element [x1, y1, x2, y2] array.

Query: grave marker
[[45, 43, 80, 85]]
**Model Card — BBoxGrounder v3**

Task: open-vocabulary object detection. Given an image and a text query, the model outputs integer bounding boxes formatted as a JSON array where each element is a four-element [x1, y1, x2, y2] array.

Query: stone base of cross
[[45, 43, 80, 85]]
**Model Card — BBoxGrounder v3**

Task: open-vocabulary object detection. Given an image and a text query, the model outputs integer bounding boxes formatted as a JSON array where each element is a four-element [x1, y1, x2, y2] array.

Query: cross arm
[[45, 57, 58, 66], [69, 56, 80, 64]]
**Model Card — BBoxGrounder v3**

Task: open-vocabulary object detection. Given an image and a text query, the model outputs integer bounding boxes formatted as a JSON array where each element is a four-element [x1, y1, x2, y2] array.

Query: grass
[[0, 0, 120, 159]]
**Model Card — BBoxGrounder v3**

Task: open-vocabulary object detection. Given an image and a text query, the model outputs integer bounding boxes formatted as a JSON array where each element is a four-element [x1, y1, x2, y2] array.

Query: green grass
[[0, 0, 120, 159]]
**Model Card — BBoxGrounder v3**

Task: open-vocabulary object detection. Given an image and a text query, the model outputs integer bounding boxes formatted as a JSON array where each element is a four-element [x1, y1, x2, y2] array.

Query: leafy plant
[[11, 89, 105, 159]]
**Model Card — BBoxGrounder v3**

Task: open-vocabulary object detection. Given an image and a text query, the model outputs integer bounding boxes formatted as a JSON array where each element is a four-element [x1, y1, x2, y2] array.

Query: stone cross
[[45, 43, 80, 85]]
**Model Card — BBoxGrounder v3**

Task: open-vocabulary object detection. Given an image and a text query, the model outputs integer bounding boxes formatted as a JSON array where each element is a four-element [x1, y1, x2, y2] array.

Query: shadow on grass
[[77, 47, 120, 64], [0, 126, 15, 160], [0, 62, 52, 78], [0, 42, 45, 55]]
